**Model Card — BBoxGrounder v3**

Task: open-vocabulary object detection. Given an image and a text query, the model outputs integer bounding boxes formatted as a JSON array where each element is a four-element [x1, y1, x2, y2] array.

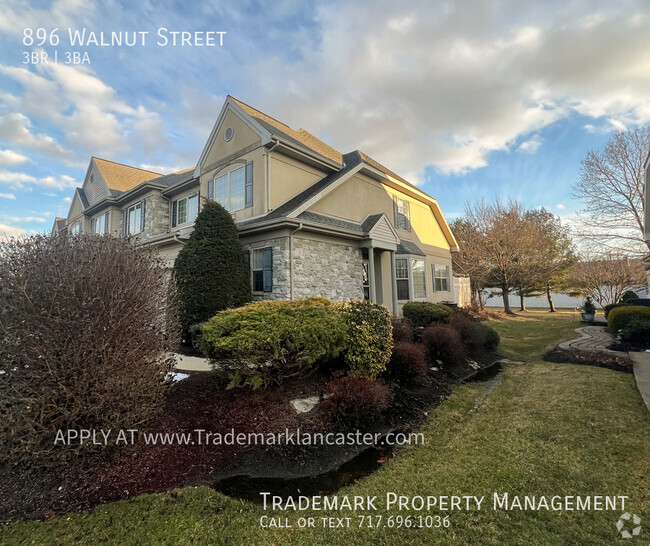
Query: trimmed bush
[[621, 290, 639, 302], [605, 298, 650, 318], [0, 235, 177, 460], [322, 376, 391, 425], [391, 318, 414, 342], [386, 342, 428, 383], [173, 200, 251, 341], [450, 316, 486, 357], [421, 324, 467, 366], [620, 318, 650, 348], [608, 306, 650, 334], [402, 301, 451, 328], [336, 300, 393, 378], [200, 298, 347, 388]]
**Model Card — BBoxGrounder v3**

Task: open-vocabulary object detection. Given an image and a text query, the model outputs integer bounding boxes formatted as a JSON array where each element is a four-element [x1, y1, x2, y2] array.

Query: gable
[[202, 108, 262, 172], [81, 159, 111, 207], [66, 190, 85, 222], [93, 157, 161, 193]]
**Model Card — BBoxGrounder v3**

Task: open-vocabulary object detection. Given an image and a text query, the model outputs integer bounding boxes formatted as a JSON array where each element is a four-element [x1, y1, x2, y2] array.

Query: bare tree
[[573, 125, 650, 254], [451, 218, 491, 309], [567, 252, 646, 307]]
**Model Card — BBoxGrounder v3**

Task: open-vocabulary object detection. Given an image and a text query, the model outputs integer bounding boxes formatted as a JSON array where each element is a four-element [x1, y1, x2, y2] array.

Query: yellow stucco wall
[[269, 152, 328, 210], [203, 109, 262, 168]]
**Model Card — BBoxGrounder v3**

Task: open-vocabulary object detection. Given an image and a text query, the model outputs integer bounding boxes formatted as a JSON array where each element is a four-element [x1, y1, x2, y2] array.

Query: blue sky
[[1, 0, 649, 235]]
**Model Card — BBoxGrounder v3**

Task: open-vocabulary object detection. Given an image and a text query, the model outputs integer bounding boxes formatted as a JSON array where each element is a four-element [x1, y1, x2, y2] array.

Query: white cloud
[[0, 0, 95, 37], [5, 216, 45, 223], [0, 223, 26, 237], [63, 197, 72, 204], [0, 114, 78, 164], [0, 169, 77, 190], [233, 0, 650, 178], [0, 149, 29, 166], [518, 135, 543, 153], [556, 203, 566, 210], [139, 164, 185, 175], [0, 193, 16, 199]]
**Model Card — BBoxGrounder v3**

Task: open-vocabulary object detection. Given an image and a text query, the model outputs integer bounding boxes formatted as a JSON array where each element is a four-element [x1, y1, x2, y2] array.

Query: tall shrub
[[402, 301, 451, 328], [0, 235, 177, 459], [337, 300, 393, 378], [173, 200, 251, 340]]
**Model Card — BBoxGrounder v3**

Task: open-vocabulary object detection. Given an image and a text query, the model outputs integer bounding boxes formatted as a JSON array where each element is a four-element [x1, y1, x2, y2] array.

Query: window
[[70, 221, 81, 236], [393, 196, 411, 231], [362, 248, 370, 300], [91, 212, 108, 234], [412, 258, 427, 299], [433, 264, 450, 292], [122, 199, 145, 236], [208, 162, 253, 212], [172, 193, 198, 227], [396, 257, 410, 300], [251, 247, 273, 293]]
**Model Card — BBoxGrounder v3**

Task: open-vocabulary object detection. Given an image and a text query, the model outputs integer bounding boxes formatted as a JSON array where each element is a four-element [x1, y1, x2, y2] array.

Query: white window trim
[[251, 247, 265, 294], [432, 263, 451, 293], [172, 193, 199, 227], [70, 221, 81, 236], [213, 165, 246, 213], [91, 212, 108, 235], [396, 255, 427, 302], [127, 203, 142, 235]]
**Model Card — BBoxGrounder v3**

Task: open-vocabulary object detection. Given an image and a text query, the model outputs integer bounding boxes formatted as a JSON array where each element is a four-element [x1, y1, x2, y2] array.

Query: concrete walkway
[[558, 326, 620, 355], [172, 353, 213, 372], [630, 352, 650, 414]]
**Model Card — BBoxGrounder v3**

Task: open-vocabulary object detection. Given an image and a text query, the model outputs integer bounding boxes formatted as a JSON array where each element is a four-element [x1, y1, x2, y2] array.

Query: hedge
[[607, 306, 650, 334], [199, 298, 346, 389], [402, 301, 451, 328]]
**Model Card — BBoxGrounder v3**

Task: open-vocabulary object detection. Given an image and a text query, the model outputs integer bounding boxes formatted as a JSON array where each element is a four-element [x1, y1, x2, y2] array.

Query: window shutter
[[432, 264, 437, 292], [245, 161, 253, 208], [171, 200, 177, 228], [393, 198, 399, 228], [262, 246, 273, 292], [405, 201, 411, 230], [207, 178, 214, 201], [243, 249, 250, 270], [121, 209, 127, 237], [140, 199, 146, 232], [103, 211, 109, 234]]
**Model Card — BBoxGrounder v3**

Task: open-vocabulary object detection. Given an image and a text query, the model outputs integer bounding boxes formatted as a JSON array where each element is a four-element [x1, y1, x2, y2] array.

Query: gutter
[[289, 222, 303, 300]]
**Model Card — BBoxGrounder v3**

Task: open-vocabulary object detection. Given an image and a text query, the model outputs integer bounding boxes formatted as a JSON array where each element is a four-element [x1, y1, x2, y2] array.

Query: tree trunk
[[519, 289, 526, 311], [546, 283, 556, 313], [502, 283, 514, 314]]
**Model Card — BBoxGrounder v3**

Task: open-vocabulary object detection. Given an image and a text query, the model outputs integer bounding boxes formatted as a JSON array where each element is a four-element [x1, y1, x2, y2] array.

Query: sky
[[0, 0, 649, 236]]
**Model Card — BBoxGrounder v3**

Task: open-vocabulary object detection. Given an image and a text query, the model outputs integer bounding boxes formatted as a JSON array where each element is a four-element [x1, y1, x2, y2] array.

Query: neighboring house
[[52, 96, 459, 315]]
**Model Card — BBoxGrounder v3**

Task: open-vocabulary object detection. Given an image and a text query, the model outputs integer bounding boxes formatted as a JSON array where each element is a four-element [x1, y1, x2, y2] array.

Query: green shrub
[[620, 290, 639, 302], [200, 298, 346, 388], [607, 306, 650, 334], [483, 324, 500, 350], [402, 301, 451, 328], [336, 300, 393, 378], [620, 318, 650, 348], [173, 200, 251, 341]]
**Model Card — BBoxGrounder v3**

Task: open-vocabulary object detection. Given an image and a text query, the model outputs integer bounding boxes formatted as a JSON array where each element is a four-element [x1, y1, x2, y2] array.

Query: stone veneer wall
[[292, 237, 364, 301], [138, 193, 170, 241], [249, 236, 290, 301]]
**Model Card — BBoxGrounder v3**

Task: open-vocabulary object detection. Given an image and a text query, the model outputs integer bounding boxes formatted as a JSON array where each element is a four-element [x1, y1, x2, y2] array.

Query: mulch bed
[[0, 352, 499, 523], [543, 347, 633, 373]]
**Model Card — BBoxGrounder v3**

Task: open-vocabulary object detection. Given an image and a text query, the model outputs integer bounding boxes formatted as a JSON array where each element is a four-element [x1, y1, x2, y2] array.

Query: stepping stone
[[290, 396, 321, 413]]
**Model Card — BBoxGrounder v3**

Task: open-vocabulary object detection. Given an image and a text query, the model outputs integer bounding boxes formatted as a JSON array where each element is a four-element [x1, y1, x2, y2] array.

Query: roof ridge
[[228, 96, 294, 131], [92, 156, 162, 175]]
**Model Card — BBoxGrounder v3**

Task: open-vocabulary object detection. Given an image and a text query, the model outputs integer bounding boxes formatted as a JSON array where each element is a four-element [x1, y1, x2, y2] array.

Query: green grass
[[3, 312, 649, 545]]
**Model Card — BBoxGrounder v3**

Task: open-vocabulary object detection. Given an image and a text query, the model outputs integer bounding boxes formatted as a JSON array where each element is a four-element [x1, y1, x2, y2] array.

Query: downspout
[[173, 233, 186, 246], [289, 222, 303, 300], [266, 139, 280, 212]]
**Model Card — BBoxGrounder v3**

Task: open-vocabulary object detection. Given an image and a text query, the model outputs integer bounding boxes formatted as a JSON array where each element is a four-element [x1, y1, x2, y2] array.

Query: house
[[53, 96, 459, 315]]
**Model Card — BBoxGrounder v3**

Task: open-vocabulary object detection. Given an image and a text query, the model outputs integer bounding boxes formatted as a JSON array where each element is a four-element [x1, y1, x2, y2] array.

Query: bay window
[[396, 256, 428, 301]]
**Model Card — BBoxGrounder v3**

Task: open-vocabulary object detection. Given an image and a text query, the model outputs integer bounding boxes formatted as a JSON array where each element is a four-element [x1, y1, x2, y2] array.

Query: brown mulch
[[542, 347, 633, 373]]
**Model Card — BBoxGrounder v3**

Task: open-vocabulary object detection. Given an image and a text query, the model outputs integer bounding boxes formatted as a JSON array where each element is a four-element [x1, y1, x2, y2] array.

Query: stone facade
[[292, 237, 364, 301], [247, 236, 290, 301], [138, 192, 170, 241]]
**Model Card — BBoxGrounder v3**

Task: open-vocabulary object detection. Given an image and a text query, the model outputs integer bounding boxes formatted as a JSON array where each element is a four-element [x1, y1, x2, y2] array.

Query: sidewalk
[[172, 353, 213, 372], [629, 352, 650, 414]]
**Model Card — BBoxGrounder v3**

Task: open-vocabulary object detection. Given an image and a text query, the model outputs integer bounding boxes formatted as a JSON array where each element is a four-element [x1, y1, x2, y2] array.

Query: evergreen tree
[[173, 200, 251, 340]]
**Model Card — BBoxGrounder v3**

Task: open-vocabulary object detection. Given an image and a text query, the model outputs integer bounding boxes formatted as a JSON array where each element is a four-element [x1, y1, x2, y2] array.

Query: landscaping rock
[[290, 396, 321, 413]]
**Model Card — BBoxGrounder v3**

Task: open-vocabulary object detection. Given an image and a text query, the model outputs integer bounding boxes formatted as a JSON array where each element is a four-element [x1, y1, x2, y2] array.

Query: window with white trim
[[396, 258, 410, 300], [251, 246, 273, 293], [91, 212, 108, 234], [412, 258, 427, 299], [171, 193, 198, 227], [393, 196, 411, 231], [433, 264, 450, 292], [127, 203, 142, 235], [70, 221, 81, 236], [212, 165, 248, 212]]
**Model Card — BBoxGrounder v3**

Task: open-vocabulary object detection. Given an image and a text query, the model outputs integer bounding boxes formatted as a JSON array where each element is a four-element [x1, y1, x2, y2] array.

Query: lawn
[[3, 311, 649, 545]]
